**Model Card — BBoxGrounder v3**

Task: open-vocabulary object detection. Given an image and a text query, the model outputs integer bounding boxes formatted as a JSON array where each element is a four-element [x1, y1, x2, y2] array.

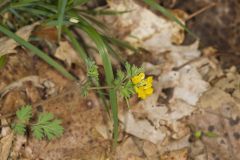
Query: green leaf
[[78, 9, 131, 16], [0, 24, 76, 80], [102, 35, 138, 52], [10, 0, 40, 8], [32, 112, 64, 140], [204, 131, 218, 138], [125, 62, 144, 77], [120, 81, 135, 99], [12, 105, 32, 136], [32, 125, 44, 139], [16, 7, 54, 17], [57, 0, 68, 41], [74, 0, 91, 5], [16, 105, 32, 123], [86, 59, 99, 81], [143, 0, 197, 38], [194, 130, 202, 139], [37, 112, 54, 123], [12, 123, 26, 135], [0, 55, 7, 69]]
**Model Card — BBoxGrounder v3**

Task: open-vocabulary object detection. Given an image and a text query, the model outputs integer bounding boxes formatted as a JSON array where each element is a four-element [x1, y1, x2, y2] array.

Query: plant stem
[[89, 86, 113, 90]]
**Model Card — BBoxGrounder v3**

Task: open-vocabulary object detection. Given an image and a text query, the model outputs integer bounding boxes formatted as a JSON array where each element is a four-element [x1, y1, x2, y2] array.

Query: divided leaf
[[12, 123, 26, 135], [16, 105, 32, 123], [12, 105, 32, 136], [86, 59, 99, 81], [125, 62, 143, 77], [32, 112, 64, 140]]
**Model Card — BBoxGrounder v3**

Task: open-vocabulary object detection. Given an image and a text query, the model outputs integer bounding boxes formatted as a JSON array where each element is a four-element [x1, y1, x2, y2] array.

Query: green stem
[[89, 86, 113, 90]]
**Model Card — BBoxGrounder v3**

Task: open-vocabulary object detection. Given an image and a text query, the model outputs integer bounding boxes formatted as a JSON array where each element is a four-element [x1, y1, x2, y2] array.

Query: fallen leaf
[[0, 22, 39, 57], [115, 137, 143, 160], [160, 148, 188, 160], [0, 132, 14, 160], [54, 41, 83, 67], [119, 111, 166, 144]]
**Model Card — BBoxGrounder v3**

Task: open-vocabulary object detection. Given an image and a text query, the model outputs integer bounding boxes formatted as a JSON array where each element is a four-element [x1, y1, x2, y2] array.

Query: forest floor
[[1, 0, 240, 160]]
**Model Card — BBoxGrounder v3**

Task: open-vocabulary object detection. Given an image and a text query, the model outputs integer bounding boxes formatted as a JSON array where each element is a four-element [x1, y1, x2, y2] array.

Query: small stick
[[186, 2, 217, 21], [173, 52, 224, 71]]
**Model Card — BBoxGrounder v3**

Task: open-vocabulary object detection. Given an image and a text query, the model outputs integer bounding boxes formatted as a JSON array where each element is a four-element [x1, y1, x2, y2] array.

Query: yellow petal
[[143, 83, 152, 89], [138, 91, 146, 99], [145, 87, 153, 95], [146, 76, 153, 83], [134, 86, 139, 93], [131, 77, 140, 84], [131, 73, 145, 84], [138, 73, 145, 80]]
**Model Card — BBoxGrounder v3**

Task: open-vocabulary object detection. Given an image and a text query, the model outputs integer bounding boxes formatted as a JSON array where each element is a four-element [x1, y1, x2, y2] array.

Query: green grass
[[0, 55, 7, 69], [57, 0, 68, 41]]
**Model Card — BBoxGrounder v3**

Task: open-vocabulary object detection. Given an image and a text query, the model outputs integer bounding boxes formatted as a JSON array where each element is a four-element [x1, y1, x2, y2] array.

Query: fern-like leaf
[[32, 113, 64, 140], [12, 105, 32, 135], [12, 123, 26, 135], [16, 105, 32, 123]]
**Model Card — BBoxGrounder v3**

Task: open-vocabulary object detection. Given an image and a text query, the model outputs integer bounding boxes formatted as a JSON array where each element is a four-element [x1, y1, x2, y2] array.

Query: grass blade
[[0, 24, 75, 80], [10, 0, 39, 8], [76, 19, 119, 146], [102, 35, 138, 52], [0, 55, 7, 69], [74, 0, 91, 5], [17, 7, 54, 17], [57, 0, 68, 41], [77, 9, 131, 16], [143, 0, 197, 38], [63, 27, 88, 60]]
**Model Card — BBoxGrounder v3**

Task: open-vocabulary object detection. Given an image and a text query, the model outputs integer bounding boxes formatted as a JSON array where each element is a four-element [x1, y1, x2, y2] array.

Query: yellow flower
[[143, 76, 153, 89], [145, 87, 153, 95], [131, 73, 154, 99], [134, 86, 146, 99], [131, 73, 145, 84]]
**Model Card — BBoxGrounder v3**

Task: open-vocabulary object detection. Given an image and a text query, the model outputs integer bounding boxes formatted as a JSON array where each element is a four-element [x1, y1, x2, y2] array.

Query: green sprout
[[12, 105, 64, 140]]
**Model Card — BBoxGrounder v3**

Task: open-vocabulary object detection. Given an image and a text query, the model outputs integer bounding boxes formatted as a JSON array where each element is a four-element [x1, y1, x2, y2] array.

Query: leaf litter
[[0, 0, 240, 159]]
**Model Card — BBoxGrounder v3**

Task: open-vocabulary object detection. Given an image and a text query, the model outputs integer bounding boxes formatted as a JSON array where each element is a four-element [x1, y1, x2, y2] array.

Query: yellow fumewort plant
[[131, 73, 153, 99]]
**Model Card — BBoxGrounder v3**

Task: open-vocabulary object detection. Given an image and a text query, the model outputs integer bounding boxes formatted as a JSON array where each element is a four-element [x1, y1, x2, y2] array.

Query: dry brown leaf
[[142, 141, 159, 160], [32, 26, 58, 43], [127, 155, 145, 160], [160, 148, 188, 160], [0, 22, 39, 57], [107, 0, 185, 48], [109, 0, 209, 148], [157, 135, 190, 154], [54, 41, 83, 67], [115, 137, 143, 160], [0, 132, 14, 160], [119, 111, 166, 144]]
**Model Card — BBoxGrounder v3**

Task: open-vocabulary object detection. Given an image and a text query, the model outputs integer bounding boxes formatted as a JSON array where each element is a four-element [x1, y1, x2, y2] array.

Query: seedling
[[12, 105, 64, 140]]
